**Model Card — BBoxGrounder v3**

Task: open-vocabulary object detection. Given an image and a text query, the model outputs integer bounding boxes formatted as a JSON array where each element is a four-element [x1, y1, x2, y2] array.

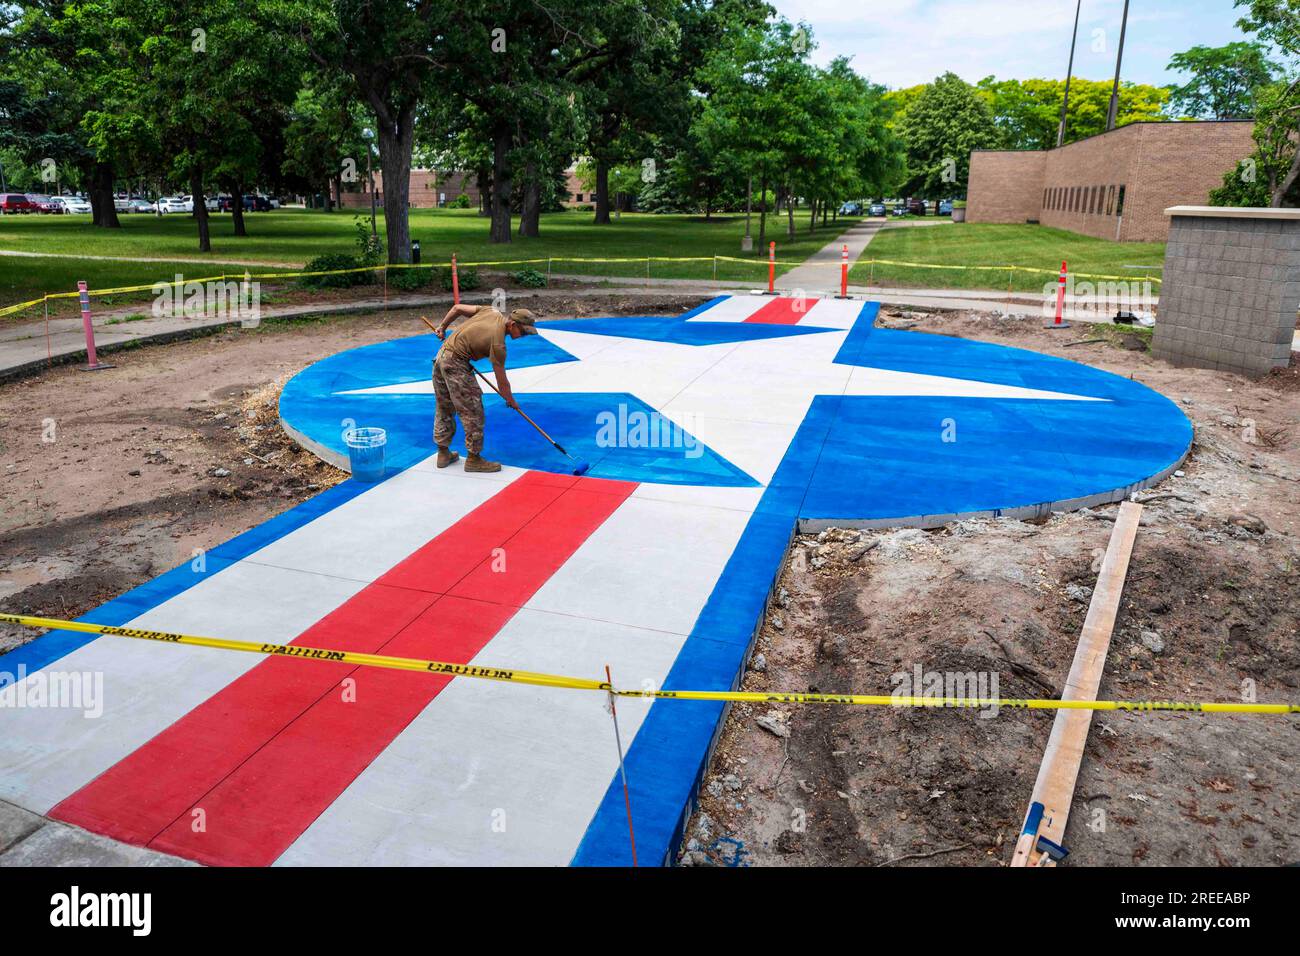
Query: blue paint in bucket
[[344, 426, 387, 482]]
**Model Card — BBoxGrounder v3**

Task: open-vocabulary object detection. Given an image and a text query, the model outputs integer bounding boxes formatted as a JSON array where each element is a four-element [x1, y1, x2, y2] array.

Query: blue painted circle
[[279, 310, 1192, 521]]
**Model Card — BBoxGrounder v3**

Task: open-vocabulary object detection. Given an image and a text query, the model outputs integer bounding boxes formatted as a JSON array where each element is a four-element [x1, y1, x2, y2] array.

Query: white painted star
[[339, 325, 1104, 485]]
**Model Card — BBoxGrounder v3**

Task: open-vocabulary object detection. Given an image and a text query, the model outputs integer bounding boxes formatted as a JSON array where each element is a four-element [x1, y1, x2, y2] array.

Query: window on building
[[574, 193, 583, 202], [1043, 188, 1048, 210], [1116, 185, 1126, 217], [1072, 187, 1079, 212], [1105, 186, 1115, 216]]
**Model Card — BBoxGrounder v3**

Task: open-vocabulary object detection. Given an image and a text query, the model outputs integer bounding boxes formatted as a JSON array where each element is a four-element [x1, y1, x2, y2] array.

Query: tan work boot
[[464, 453, 501, 474], [436, 446, 460, 469]]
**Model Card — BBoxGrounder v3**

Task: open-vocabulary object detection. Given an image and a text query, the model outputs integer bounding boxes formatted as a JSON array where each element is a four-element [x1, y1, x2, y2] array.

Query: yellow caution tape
[[1, 614, 1294, 715], [0, 253, 1164, 320]]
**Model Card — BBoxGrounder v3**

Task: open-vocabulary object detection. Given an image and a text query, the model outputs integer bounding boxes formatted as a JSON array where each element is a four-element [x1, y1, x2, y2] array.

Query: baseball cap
[[510, 309, 539, 335]]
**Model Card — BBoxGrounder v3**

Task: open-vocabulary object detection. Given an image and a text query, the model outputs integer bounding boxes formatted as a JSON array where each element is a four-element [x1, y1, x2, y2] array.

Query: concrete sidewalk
[[777, 219, 884, 293]]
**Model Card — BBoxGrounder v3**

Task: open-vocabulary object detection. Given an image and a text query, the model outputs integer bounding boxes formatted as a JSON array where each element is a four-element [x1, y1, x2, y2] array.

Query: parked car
[[890, 202, 907, 217], [152, 196, 189, 214], [838, 201, 863, 216], [125, 198, 154, 213], [906, 198, 928, 216], [938, 199, 954, 216], [27, 194, 63, 214], [246, 194, 272, 212], [868, 202, 887, 217], [0, 193, 39, 213], [52, 196, 92, 214]]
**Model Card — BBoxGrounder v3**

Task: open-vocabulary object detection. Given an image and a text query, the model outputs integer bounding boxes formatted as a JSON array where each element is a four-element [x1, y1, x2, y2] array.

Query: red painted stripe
[[52, 471, 636, 865], [743, 296, 814, 324]]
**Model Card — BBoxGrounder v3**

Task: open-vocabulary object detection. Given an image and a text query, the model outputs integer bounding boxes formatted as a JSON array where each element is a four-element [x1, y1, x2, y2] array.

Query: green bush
[[432, 265, 480, 292], [387, 266, 432, 291], [450, 194, 472, 209], [300, 253, 373, 288], [512, 268, 547, 288]]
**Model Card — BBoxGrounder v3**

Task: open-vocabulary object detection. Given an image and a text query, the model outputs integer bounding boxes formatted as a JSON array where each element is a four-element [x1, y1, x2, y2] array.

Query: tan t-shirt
[[445, 307, 507, 365]]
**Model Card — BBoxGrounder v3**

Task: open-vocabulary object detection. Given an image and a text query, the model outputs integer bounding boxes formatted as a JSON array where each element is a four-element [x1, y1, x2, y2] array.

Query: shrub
[[300, 253, 373, 288], [512, 268, 547, 288], [432, 265, 480, 292], [353, 217, 385, 265], [450, 194, 472, 209], [387, 266, 432, 291]]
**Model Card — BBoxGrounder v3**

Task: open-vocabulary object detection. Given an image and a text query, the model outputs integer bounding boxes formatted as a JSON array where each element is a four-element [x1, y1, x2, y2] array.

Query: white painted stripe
[[246, 466, 523, 581], [280, 484, 754, 866], [0, 460, 524, 814], [683, 295, 772, 323], [0, 562, 368, 812]]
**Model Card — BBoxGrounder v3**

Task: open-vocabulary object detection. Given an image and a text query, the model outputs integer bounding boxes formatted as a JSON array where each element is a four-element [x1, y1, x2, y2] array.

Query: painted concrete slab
[[0, 296, 1192, 866]]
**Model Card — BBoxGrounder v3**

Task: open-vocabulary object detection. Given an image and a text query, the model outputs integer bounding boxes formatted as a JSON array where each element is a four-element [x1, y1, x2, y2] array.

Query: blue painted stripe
[[0, 470, 402, 676], [571, 389, 843, 866]]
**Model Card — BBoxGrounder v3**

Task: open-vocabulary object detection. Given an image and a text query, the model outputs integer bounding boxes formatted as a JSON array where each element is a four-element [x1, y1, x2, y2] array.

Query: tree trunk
[[191, 170, 211, 252], [231, 182, 247, 237], [786, 186, 796, 238], [593, 160, 611, 225], [374, 106, 416, 262], [88, 162, 120, 229], [519, 162, 540, 237], [758, 170, 767, 246], [1272, 146, 1300, 206], [489, 123, 512, 243], [332, 174, 342, 211], [809, 198, 817, 233]]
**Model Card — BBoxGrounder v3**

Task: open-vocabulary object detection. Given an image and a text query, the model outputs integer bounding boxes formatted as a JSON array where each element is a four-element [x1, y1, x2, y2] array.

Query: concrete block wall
[[1153, 206, 1300, 377]]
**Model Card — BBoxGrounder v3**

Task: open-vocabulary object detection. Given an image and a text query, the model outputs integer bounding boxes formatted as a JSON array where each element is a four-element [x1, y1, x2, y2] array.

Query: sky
[[768, 0, 1257, 90]]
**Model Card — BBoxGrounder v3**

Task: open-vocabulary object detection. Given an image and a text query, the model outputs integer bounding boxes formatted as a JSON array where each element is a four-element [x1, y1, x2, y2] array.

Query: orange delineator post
[[836, 244, 850, 299], [77, 280, 112, 371], [1048, 260, 1070, 329], [451, 253, 461, 305], [766, 242, 776, 295]]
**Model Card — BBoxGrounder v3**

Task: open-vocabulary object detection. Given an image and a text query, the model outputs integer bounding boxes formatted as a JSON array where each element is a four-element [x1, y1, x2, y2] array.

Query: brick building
[[340, 169, 482, 209], [341, 166, 587, 209], [966, 120, 1256, 242]]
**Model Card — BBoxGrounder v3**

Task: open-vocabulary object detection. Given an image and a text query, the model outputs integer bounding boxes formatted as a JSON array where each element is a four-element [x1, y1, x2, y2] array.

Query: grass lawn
[[853, 223, 1166, 293], [0, 207, 845, 312]]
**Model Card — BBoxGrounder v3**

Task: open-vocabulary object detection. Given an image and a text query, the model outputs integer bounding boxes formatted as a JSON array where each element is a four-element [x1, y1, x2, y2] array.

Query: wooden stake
[[1011, 500, 1142, 867]]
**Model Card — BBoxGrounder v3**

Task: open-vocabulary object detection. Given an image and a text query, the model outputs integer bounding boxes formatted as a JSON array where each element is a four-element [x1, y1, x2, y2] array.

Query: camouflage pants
[[432, 351, 485, 455]]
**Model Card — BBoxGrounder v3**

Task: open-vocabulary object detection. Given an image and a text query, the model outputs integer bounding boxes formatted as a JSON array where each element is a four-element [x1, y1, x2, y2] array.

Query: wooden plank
[[1010, 500, 1143, 867]]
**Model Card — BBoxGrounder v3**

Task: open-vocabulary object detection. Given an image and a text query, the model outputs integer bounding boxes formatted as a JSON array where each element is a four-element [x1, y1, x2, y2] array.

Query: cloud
[[769, 0, 1251, 89]]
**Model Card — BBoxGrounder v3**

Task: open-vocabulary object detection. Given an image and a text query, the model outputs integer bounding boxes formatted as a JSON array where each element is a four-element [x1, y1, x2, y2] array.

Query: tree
[[976, 76, 1170, 150], [0, 0, 139, 228], [1215, 0, 1300, 206], [895, 72, 1001, 198], [1167, 42, 1279, 119], [282, 77, 369, 209], [294, 0, 457, 262]]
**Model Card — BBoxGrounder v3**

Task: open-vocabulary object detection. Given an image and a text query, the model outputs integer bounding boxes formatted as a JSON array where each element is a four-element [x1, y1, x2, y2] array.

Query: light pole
[[363, 127, 377, 238], [1106, 0, 1132, 132], [743, 173, 753, 252], [1057, 0, 1082, 148]]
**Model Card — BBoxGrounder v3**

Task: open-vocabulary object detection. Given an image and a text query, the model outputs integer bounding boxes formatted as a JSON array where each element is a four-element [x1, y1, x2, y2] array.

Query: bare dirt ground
[[3, 296, 1296, 869], [681, 310, 1300, 868], [0, 292, 704, 652]]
